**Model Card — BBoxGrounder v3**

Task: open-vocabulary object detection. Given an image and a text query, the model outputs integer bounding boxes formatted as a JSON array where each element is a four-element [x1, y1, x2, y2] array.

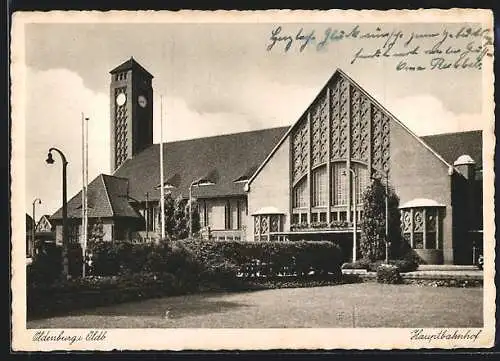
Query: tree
[[161, 193, 200, 240], [87, 218, 105, 245], [360, 178, 402, 262]]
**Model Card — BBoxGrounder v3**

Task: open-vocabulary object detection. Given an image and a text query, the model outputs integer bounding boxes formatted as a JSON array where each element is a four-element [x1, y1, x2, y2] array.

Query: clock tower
[[109, 57, 154, 172]]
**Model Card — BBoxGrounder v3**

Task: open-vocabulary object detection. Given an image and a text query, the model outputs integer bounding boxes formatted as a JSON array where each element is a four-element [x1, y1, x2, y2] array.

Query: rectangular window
[[292, 214, 300, 224], [312, 167, 328, 207], [311, 213, 318, 223], [198, 204, 205, 228], [207, 201, 225, 230], [300, 213, 308, 224], [426, 233, 437, 249], [319, 212, 327, 222], [414, 233, 424, 249]]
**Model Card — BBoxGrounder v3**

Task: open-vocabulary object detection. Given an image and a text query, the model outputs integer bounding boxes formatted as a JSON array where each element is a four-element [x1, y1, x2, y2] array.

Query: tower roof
[[109, 57, 154, 78]]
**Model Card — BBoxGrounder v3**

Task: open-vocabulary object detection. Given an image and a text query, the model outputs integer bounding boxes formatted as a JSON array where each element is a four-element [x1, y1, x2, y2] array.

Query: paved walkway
[[343, 265, 483, 280]]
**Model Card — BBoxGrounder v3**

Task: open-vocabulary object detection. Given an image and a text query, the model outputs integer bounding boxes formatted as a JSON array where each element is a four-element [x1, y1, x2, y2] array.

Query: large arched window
[[293, 177, 308, 209], [353, 163, 369, 205], [312, 166, 328, 207], [331, 162, 348, 206]]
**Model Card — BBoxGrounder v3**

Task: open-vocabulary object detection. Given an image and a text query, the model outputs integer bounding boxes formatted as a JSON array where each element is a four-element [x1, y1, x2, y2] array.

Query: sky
[[17, 19, 489, 218]]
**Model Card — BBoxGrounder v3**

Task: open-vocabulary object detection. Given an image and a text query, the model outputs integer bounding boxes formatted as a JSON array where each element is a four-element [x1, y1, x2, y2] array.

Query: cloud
[[24, 67, 109, 217], [152, 77, 318, 142], [387, 94, 484, 136]]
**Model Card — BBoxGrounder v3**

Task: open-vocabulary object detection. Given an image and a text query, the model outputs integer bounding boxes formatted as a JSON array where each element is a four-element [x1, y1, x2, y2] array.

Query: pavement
[[342, 264, 483, 280]]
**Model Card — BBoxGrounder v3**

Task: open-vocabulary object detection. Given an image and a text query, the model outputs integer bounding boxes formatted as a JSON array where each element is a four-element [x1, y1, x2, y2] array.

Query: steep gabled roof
[[247, 68, 457, 185], [110, 57, 153, 78], [51, 174, 141, 220], [35, 215, 53, 232], [421, 130, 482, 167], [113, 127, 288, 201]]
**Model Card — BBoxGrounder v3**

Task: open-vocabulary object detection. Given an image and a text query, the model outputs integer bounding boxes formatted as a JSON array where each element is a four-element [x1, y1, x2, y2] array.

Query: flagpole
[[160, 95, 165, 240], [81, 112, 85, 273], [84, 115, 89, 276]]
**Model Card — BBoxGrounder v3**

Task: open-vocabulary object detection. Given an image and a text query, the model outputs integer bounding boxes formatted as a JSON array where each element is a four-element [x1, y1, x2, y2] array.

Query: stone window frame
[[253, 213, 284, 242], [401, 206, 442, 250]]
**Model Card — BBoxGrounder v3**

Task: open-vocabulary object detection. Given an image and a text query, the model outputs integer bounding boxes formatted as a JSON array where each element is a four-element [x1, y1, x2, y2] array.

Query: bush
[[87, 240, 202, 281], [389, 258, 418, 273], [342, 260, 368, 270], [376, 264, 402, 284], [178, 239, 343, 280], [28, 243, 62, 285]]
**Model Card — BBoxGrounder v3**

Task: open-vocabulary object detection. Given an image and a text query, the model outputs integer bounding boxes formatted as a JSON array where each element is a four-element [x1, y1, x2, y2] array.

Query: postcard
[[11, 9, 495, 350]]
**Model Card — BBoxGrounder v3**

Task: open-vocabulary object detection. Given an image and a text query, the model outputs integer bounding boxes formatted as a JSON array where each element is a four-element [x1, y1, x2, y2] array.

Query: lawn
[[27, 283, 483, 328]]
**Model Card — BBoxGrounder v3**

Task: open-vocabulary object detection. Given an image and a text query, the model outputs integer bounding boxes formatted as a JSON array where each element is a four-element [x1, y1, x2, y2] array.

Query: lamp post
[[46, 147, 69, 279], [189, 180, 197, 238], [344, 168, 358, 262], [189, 179, 214, 238], [145, 192, 149, 239], [31, 198, 41, 257]]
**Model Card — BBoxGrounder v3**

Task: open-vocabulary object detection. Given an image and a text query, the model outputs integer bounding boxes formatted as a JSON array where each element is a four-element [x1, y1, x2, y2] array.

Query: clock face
[[138, 95, 148, 108], [116, 93, 126, 106]]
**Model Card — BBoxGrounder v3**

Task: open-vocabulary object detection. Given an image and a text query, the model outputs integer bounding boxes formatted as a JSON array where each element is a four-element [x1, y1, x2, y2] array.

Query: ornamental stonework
[[371, 106, 390, 174], [338, 77, 350, 159], [292, 116, 309, 182], [311, 92, 328, 167], [114, 87, 128, 167], [403, 210, 412, 233], [292, 73, 392, 185], [351, 87, 370, 163], [270, 215, 280, 232], [413, 209, 424, 232]]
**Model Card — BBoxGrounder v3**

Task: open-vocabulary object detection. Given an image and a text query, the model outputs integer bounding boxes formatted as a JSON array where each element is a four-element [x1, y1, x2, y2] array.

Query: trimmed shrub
[[178, 238, 343, 280], [389, 259, 418, 273], [376, 264, 402, 284]]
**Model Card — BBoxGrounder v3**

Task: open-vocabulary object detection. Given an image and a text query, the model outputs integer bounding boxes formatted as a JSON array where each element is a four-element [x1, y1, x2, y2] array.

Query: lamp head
[[45, 152, 54, 164]]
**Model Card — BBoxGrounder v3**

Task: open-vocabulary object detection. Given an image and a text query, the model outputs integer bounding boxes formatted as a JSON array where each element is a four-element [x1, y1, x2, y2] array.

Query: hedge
[[177, 239, 343, 279], [85, 239, 343, 283]]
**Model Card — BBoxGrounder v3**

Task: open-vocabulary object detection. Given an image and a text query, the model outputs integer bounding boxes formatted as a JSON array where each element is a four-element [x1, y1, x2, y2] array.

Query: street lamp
[[145, 192, 149, 239], [189, 179, 214, 238], [343, 168, 358, 262], [31, 198, 41, 257], [46, 147, 69, 279], [371, 170, 390, 264]]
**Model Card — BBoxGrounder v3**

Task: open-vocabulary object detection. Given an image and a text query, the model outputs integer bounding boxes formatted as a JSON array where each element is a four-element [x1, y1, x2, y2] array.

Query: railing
[[290, 221, 357, 232], [204, 229, 245, 241]]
